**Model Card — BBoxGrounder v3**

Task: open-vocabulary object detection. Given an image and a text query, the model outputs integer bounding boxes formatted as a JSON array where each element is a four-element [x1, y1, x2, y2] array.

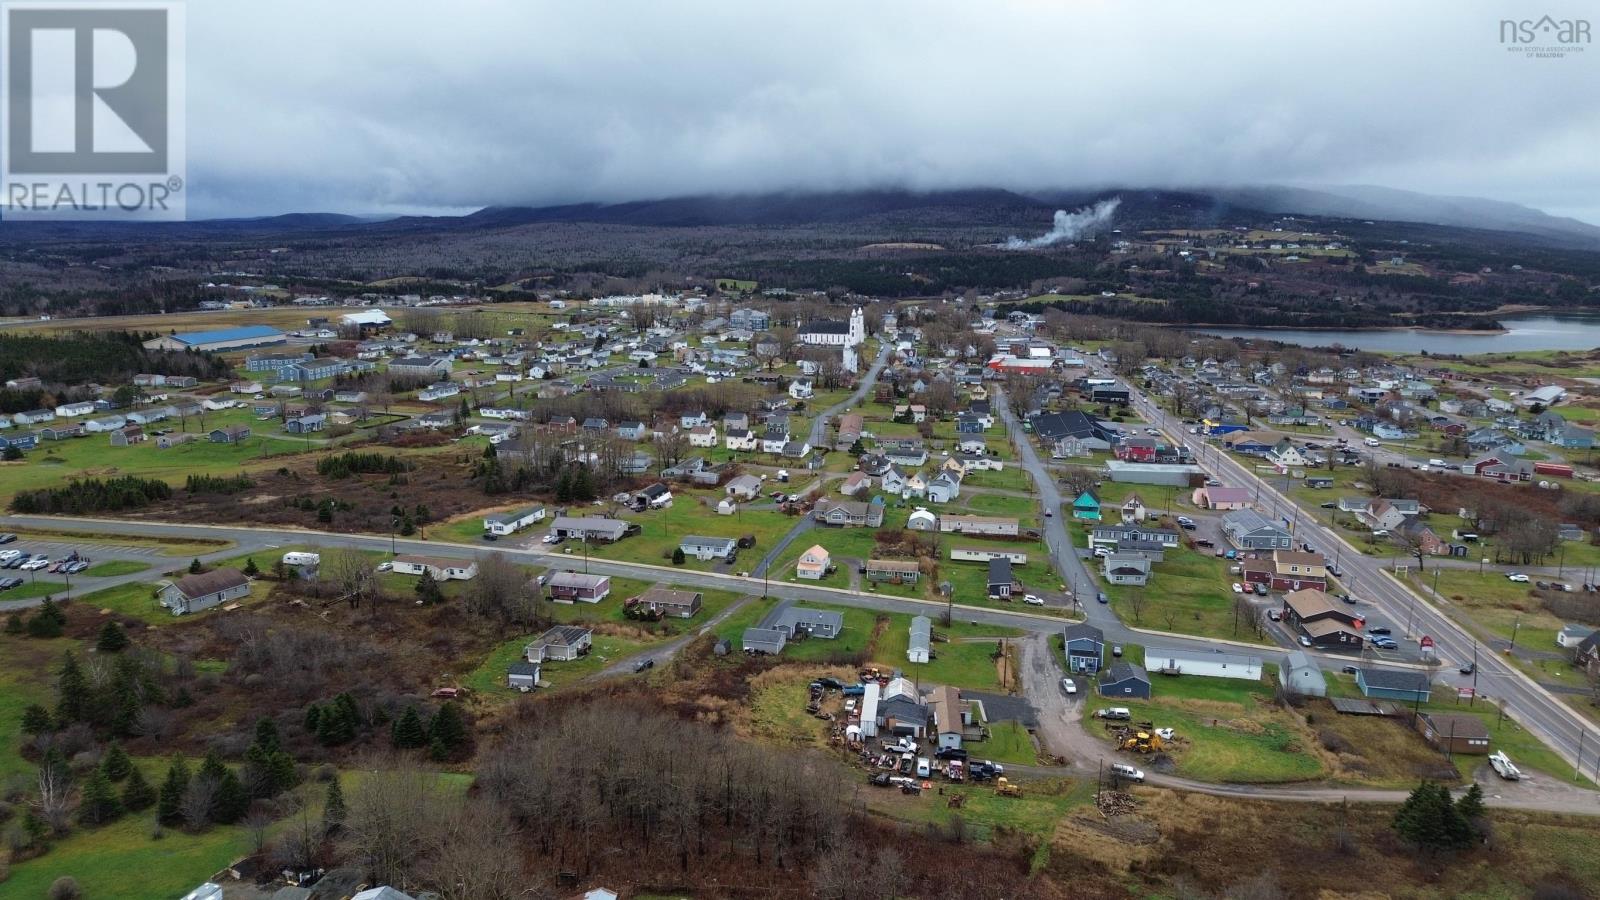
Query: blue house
[[0, 432, 38, 452], [1225, 436, 1275, 456], [1072, 490, 1102, 521], [1098, 662, 1151, 699], [955, 414, 984, 434], [1356, 667, 1431, 703], [1063, 623, 1105, 674]]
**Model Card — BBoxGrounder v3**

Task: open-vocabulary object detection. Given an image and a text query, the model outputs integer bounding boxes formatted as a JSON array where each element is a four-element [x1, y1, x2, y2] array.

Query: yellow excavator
[[1119, 730, 1166, 754], [994, 777, 1022, 798]]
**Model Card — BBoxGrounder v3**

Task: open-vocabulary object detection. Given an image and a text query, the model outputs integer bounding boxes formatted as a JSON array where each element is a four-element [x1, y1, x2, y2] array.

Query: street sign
[[1419, 635, 1435, 648], [1457, 687, 1475, 699]]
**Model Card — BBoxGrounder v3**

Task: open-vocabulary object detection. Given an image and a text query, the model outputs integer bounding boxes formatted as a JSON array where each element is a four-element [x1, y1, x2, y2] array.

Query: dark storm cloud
[[184, 1, 1600, 220]]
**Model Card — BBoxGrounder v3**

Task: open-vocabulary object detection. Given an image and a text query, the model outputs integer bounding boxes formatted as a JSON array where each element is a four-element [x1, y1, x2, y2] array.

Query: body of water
[[1196, 315, 1600, 354]]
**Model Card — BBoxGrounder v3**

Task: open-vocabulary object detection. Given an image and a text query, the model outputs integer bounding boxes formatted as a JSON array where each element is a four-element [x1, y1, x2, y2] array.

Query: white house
[[391, 554, 479, 581], [54, 401, 95, 418], [725, 428, 757, 451], [1145, 647, 1262, 681], [483, 505, 546, 536], [688, 425, 717, 448]]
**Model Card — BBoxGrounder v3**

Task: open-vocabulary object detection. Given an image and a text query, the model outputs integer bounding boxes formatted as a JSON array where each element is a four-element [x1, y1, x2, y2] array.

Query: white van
[[1364, 437, 1381, 447], [1428, 458, 1446, 468]]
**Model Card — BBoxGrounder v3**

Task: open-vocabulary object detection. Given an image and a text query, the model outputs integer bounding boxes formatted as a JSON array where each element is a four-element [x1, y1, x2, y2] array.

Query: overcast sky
[[185, 1, 1600, 222]]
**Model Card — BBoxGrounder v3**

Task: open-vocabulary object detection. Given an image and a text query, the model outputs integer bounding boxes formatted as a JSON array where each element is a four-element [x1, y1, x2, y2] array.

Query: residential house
[[1222, 509, 1292, 550], [1098, 662, 1152, 699], [688, 425, 718, 448], [1192, 485, 1252, 510], [483, 505, 546, 536], [987, 557, 1022, 599], [1241, 550, 1328, 592], [1063, 623, 1105, 674], [545, 572, 611, 603], [636, 585, 704, 618], [548, 516, 635, 543], [525, 626, 592, 663], [1356, 668, 1431, 703], [725, 474, 763, 501], [506, 661, 541, 691], [391, 555, 478, 581], [926, 472, 962, 503], [1556, 625, 1596, 649], [1278, 650, 1326, 697], [865, 559, 920, 585], [725, 428, 757, 451], [388, 356, 454, 379], [741, 627, 788, 655], [839, 471, 871, 497], [108, 425, 146, 446], [795, 544, 832, 580], [1120, 495, 1148, 524], [1088, 525, 1180, 551], [813, 496, 886, 527], [1071, 490, 1102, 521], [759, 601, 843, 639], [1468, 454, 1536, 482], [209, 426, 251, 444], [158, 568, 251, 616], [938, 515, 1019, 536], [679, 535, 737, 562], [1102, 553, 1151, 586], [285, 413, 326, 434], [1414, 712, 1491, 755]]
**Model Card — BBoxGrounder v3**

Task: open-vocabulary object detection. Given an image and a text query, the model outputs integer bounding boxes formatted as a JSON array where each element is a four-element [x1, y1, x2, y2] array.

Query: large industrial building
[[143, 325, 287, 352]]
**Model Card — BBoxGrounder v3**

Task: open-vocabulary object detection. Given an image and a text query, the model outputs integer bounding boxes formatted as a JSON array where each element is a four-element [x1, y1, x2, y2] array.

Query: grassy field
[[1099, 546, 1265, 643], [981, 720, 1039, 766], [862, 775, 1094, 842], [72, 573, 275, 625], [1406, 568, 1565, 651], [82, 560, 153, 578], [0, 528, 233, 558], [1082, 665, 1327, 784], [0, 421, 325, 501], [465, 630, 653, 697], [0, 633, 78, 778], [1323, 673, 1593, 786], [0, 578, 69, 600], [581, 492, 800, 571], [871, 619, 1023, 691]]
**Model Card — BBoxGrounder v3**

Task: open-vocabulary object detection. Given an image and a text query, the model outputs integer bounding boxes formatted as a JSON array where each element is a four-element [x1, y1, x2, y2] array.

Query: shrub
[[48, 876, 82, 900]]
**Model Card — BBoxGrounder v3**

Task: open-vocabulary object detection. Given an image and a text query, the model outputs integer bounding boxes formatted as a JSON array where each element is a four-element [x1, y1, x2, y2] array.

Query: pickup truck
[[1095, 707, 1132, 720]]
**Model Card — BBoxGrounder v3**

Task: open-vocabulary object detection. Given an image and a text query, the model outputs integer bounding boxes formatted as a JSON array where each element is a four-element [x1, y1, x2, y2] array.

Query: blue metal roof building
[[143, 325, 287, 352]]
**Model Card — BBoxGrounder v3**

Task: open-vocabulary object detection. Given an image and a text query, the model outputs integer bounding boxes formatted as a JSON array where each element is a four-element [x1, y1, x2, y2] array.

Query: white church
[[798, 308, 866, 373]]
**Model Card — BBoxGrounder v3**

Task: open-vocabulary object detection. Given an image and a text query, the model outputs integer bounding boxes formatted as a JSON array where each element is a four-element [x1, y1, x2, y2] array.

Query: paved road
[[806, 343, 891, 447], [1124, 384, 1600, 778], [992, 388, 1096, 615]]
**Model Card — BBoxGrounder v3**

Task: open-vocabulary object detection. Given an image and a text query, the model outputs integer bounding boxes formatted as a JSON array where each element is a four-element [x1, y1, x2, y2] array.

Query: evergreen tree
[[672, 546, 686, 565], [121, 765, 156, 811], [427, 702, 468, 755], [78, 767, 123, 826], [212, 768, 247, 824], [415, 572, 443, 604], [28, 598, 66, 638], [242, 557, 260, 578], [102, 741, 133, 781], [315, 702, 355, 746], [391, 706, 427, 749], [157, 756, 190, 826], [188, 558, 203, 574], [428, 734, 450, 762], [1456, 782, 1486, 834], [554, 470, 572, 502], [266, 749, 298, 794], [573, 466, 596, 501], [303, 703, 323, 734], [5, 611, 24, 633], [1393, 781, 1470, 853], [95, 619, 130, 654], [323, 778, 347, 833], [41, 747, 71, 785], [253, 717, 281, 753], [56, 652, 91, 723], [20, 703, 53, 736]]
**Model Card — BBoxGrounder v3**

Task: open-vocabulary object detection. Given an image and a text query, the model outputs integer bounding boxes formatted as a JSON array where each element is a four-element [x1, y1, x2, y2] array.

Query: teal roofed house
[[1072, 490, 1101, 521]]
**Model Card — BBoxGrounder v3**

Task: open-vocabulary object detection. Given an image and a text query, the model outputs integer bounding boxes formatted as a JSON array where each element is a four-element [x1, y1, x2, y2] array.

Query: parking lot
[[0, 532, 165, 594]]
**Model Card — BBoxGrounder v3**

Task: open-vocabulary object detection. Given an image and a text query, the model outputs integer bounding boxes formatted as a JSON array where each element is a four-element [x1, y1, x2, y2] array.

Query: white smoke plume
[[999, 197, 1122, 249]]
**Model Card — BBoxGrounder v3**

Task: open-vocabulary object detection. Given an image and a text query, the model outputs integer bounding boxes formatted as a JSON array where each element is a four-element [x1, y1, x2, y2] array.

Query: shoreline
[[1178, 323, 1509, 336]]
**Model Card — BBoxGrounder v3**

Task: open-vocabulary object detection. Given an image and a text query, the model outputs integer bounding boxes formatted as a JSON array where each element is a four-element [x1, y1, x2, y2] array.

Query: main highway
[[1122, 376, 1600, 778]]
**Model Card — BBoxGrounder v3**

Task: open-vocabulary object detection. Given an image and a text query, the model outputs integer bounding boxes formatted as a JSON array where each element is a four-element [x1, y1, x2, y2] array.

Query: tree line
[[10, 476, 173, 514]]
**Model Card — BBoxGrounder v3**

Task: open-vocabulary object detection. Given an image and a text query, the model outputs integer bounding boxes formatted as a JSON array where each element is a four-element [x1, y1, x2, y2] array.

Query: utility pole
[[1509, 616, 1521, 653]]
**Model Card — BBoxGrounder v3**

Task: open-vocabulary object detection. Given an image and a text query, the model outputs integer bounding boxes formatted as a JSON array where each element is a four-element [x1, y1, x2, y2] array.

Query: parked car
[[1535, 580, 1550, 590], [1023, 594, 1044, 606], [0, 533, 16, 544], [1460, 663, 1475, 675], [1298, 635, 1312, 647], [376, 561, 393, 572], [1267, 609, 1282, 622], [1341, 665, 1359, 675], [1044, 509, 1053, 517], [1096, 592, 1108, 604], [1231, 583, 1243, 594], [20, 558, 49, 571], [1111, 644, 1123, 657], [1195, 538, 1214, 548], [1253, 583, 1267, 596], [1368, 626, 1391, 635], [1371, 637, 1398, 650], [633, 658, 655, 673], [1507, 573, 1529, 583], [1109, 763, 1145, 783]]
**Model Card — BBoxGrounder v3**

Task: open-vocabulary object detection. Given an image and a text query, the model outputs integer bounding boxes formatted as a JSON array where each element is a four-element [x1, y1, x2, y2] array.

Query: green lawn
[[1324, 674, 1593, 786], [1081, 666, 1328, 784], [582, 492, 799, 571], [1100, 546, 1266, 643], [1406, 568, 1563, 650], [73, 575, 274, 625], [712, 598, 878, 661], [0, 634, 78, 779], [980, 720, 1039, 766], [0, 421, 315, 502], [961, 466, 1032, 493], [82, 560, 153, 578], [2, 808, 256, 900], [465, 630, 653, 697], [0, 578, 69, 600], [872, 618, 1022, 691]]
